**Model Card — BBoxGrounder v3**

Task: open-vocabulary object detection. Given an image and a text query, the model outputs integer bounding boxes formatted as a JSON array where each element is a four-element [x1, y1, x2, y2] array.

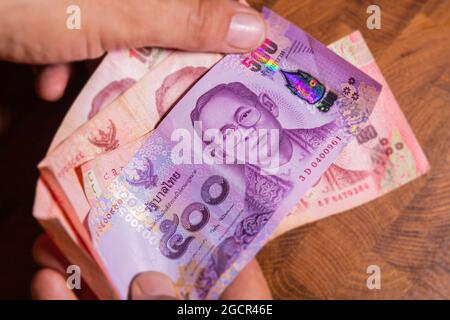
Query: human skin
[[0, 0, 266, 100], [32, 234, 272, 299], [0, 0, 270, 299]]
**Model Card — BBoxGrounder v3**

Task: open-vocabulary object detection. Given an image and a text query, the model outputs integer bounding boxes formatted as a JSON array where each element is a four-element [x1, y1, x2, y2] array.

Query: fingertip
[[208, 1, 267, 53], [225, 8, 267, 52], [117, 0, 266, 54], [31, 268, 77, 300], [220, 259, 272, 300], [130, 271, 178, 300], [35, 64, 71, 102]]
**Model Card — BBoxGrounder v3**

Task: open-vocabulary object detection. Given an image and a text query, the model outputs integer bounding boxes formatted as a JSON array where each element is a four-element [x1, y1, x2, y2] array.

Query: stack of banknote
[[33, 8, 429, 299]]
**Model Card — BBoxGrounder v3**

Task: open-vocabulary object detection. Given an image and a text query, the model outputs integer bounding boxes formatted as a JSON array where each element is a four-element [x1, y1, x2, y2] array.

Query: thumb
[[130, 271, 179, 300], [96, 0, 267, 53], [0, 0, 266, 64]]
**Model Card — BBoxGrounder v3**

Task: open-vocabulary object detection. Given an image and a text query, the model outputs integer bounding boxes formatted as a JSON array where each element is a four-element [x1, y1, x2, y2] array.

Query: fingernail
[[130, 271, 177, 300], [227, 13, 266, 50]]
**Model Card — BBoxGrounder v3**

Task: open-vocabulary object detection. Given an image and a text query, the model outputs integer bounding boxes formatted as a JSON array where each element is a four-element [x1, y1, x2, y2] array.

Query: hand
[[31, 234, 273, 299], [0, 0, 266, 100], [19, 0, 268, 299]]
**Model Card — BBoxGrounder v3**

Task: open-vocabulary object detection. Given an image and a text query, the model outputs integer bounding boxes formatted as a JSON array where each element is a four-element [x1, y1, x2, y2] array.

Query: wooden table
[[0, 0, 448, 299], [252, 0, 450, 299]]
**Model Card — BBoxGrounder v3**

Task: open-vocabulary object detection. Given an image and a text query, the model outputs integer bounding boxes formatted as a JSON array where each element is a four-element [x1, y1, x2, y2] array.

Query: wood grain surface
[[0, 0, 448, 299], [250, 0, 450, 299]]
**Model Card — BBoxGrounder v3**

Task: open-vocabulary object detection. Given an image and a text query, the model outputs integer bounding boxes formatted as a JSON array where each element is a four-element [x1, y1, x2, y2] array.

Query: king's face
[[198, 91, 284, 166], [199, 91, 282, 134]]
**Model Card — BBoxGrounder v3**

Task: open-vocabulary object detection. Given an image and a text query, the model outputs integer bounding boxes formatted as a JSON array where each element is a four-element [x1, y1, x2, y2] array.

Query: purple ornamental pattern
[[190, 82, 339, 298], [195, 166, 291, 299], [126, 157, 159, 189]]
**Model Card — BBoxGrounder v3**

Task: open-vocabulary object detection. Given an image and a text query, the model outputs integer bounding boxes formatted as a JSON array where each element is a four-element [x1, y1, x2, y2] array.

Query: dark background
[[0, 62, 88, 298], [0, 0, 449, 299]]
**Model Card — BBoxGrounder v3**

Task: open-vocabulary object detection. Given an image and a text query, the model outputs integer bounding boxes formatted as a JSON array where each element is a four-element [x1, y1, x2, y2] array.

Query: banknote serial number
[[57, 151, 85, 178], [299, 135, 343, 182]]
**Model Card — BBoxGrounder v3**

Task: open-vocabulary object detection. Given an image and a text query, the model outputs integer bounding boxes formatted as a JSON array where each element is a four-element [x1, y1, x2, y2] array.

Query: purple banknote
[[88, 8, 382, 299]]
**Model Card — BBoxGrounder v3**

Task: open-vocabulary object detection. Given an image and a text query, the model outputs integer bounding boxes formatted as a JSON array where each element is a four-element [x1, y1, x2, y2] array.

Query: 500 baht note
[[273, 31, 430, 237], [80, 31, 428, 244], [37, 51, 221, 299], [86, 8, 381, 299]]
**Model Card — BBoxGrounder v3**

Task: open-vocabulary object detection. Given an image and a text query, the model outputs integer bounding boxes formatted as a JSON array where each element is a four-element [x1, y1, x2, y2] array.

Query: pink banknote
[[51, 48, 168, 149], [274, 31, 430, 236], [36, 51, 221, 297], [81, 31, 429, 242], [33, 47, 169, 297], [33, 26, 427, 299], [33, 47, 168, 223], [34, 47, 167, 218], [85, 8, 381, 299]]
